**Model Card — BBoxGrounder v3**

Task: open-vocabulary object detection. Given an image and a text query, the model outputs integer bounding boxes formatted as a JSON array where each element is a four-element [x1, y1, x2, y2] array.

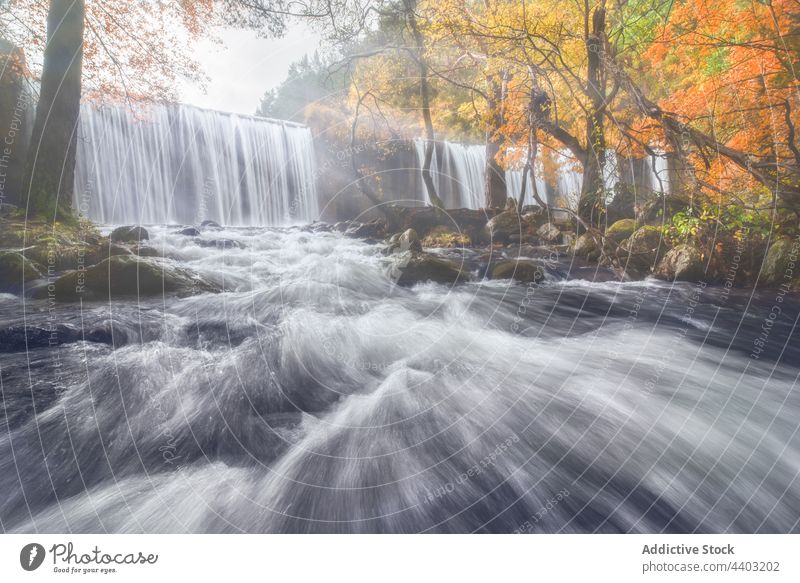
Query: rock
[[345, 219, 387, 239], [392, 251, 469, 286], [537, 223, 562, 243], [573, 231, 602, 261], [200, 220, 222, 229], [760, 237, 800, 286], [43, 255, 221, 302], [333, 221, 350, 233], [385, 205, 491, 244], [398, 228, 422, 252], [194, 238, 244, 250], [522, 207, 550, 229], [109, 225, 149, 243], [605, 219, 637, 244], [655, 244, 707, 282], [178, 227, 201, 236], [134, 246, 161, 258], [0, 251, 42, 290], [484, 211, 525, 244], [490, 260, 545, 284], [618, 225, 669, 274]]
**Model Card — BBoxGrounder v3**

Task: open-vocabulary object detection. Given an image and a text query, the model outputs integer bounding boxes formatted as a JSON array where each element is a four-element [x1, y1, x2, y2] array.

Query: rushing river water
[[1, 226, 799, 533]]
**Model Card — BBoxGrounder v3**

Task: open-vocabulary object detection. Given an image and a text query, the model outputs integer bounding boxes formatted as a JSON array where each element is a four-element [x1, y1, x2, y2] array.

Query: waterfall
[[74, 102, 319, 226], [413, 139, 542, 209], [413, 139, 669, 210]]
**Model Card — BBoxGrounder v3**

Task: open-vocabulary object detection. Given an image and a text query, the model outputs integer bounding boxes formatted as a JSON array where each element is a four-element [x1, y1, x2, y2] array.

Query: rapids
[[1, 226, 798, 533]]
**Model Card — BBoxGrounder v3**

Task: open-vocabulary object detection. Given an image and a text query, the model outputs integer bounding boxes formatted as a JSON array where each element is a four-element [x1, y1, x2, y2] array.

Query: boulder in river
[[392, 251, 469, 286], [109, 225, 149, 243], [0, 251, 42, 290], [490, 259, 545, 284], [655, 244, 707, 282], [44, 255, 221, 302], [397, 228, 422, 252], [200, 220, 222, 229], [345, 219, 387, 240], [178, 227, 201, 237]]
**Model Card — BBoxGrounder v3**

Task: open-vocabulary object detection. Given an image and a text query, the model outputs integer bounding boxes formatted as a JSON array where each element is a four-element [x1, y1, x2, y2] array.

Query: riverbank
[[1, 201, 796, 302]]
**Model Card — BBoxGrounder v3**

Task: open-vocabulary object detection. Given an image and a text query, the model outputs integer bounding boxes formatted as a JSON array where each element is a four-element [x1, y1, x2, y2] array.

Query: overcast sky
[[180, 24, 321, 116]]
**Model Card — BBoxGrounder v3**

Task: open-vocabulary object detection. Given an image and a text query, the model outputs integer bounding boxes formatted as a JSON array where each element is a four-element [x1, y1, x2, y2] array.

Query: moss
[[47, 255, 221, 302], [421, 226, 471, 248], [490, 260, 545, 283], [605, 219, 637, 243], [761, 237, 800, 286], [0, 217, 106, 271], [0, 251, 42, 290]]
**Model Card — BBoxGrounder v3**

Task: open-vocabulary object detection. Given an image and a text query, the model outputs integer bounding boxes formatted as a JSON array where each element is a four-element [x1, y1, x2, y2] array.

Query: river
[[1, 226, 798, 533]]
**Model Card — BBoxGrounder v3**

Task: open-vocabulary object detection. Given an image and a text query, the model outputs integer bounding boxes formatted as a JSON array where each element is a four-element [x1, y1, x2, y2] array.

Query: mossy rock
[[760, 237, 800, 286], [43, 255, 221, 302], [618, 225, 669, 274], [605, 219, 637, 243], [0, 252, 42, 291], [393, 252, 469, 286], [490, 260, 545, 284], [110, 225, 149, 243], [0, 218, 106, 271], [573, 230, 602, 261], [654, 244, 706, 282], [483, 211, 524, 244]]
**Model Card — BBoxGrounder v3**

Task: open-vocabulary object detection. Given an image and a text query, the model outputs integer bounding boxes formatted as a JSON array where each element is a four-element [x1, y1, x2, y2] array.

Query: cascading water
[[413, 139, 670, 210], [414, 139, 544, 209], [74, 102, 319, 226]]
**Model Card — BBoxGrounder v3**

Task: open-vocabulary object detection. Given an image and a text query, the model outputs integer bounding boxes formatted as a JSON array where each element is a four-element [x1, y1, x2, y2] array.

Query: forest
[[0, 0, 799, 536]]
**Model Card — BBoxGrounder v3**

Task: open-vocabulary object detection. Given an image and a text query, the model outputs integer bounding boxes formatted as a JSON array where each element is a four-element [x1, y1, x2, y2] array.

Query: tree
[[4, 0, 215, 217], [23, 0, 85, 219]]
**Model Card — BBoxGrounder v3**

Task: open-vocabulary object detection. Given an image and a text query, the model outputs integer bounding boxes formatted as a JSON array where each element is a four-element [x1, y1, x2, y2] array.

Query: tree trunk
[[484, 71, 507, 209], [578, 6, 607, 226], [403, 0, 444, 209], [24, 0, 85, 219]]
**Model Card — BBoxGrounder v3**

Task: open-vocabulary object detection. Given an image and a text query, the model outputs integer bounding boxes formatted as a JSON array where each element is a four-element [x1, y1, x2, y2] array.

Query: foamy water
[[1, 226, 798, 532]]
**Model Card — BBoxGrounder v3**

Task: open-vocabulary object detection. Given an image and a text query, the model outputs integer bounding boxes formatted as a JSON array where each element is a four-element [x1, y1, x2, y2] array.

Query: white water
[[2, 227, 799, 533], [74, 103, 319, 226]]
